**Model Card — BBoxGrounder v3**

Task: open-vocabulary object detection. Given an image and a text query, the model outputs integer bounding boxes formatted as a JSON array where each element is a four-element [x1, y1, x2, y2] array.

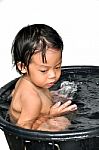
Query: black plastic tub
[[0, 66, 99, 150]]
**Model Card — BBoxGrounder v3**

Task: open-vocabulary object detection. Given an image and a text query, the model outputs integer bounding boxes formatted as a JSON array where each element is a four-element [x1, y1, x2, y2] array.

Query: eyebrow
[[39, 60, 62, 68]]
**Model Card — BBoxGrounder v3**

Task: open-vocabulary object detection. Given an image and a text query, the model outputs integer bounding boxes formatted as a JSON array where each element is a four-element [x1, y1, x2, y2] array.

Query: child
[[9, 24, 77, 131]]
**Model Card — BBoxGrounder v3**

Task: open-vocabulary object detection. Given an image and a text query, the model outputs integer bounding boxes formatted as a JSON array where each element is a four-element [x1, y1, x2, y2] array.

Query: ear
[[17, 62, 27, 74]]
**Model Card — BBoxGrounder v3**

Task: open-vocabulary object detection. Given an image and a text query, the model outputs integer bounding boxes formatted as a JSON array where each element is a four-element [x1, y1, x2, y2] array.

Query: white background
[[0, 0, 99, 149]]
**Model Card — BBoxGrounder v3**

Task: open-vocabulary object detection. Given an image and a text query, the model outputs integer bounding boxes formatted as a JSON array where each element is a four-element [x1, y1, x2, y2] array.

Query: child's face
[[27, 48, 62, 88]]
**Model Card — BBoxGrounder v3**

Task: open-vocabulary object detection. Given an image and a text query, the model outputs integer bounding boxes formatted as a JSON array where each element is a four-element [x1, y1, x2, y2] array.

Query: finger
[[60, 104, 77, 114], [58, 100, 72, 111], [52, 101, 61, 108]]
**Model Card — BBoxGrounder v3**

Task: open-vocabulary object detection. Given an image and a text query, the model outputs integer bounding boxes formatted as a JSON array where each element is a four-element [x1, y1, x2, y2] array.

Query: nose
[[48, 69, 56, 79]]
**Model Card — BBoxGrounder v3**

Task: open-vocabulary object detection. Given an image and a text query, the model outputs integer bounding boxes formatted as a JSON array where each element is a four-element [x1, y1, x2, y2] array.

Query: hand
[[50, 100, 77, 117]]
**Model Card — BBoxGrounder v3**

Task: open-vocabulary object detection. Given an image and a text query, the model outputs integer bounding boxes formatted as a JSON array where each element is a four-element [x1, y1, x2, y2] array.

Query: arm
[[33, 100, 77, 131], [33, 97, 77, 130], [16, 90, 42, 129]]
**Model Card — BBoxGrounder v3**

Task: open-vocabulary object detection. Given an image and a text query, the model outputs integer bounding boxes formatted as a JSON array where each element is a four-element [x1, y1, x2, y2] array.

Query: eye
[[55, 66, 61, 69], [39, 70, 48, 73]]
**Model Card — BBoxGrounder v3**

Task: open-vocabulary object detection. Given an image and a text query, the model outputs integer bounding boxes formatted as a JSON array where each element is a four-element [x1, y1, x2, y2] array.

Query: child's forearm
[[16, 120, 33, 129], [32, 114, 50, 130]]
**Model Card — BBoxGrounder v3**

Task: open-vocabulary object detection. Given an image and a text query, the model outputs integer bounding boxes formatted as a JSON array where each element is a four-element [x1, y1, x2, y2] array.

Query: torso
[[9, 77, 53, 124]]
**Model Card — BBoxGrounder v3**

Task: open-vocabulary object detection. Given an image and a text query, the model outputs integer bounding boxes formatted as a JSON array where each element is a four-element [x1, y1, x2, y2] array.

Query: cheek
[[56, 70, 61, 79], [32, 72, 47, 83]]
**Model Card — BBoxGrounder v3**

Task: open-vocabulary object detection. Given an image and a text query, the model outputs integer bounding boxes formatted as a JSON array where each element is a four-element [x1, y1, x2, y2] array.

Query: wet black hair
[[11, 24, 63, 74]]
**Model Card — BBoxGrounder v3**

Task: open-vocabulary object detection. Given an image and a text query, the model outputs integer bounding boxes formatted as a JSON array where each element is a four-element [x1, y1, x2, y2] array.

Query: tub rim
[[0, 115, 99, 141]]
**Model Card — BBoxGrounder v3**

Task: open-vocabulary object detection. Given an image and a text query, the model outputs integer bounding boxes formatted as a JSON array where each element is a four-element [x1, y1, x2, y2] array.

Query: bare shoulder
[[20, 81, 42, 108], [11, 77, 42, 112]]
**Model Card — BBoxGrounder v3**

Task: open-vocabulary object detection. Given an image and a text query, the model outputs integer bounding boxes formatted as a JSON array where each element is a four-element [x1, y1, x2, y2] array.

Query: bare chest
[[38, 90, 53, 114]]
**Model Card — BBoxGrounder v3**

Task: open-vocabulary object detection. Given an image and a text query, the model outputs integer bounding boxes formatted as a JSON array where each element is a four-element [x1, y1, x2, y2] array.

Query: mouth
[[47, 82, 55, 88]]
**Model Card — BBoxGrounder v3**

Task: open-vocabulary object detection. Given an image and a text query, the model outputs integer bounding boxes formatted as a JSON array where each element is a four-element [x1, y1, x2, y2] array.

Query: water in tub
[[50, 73, 99, 131]]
